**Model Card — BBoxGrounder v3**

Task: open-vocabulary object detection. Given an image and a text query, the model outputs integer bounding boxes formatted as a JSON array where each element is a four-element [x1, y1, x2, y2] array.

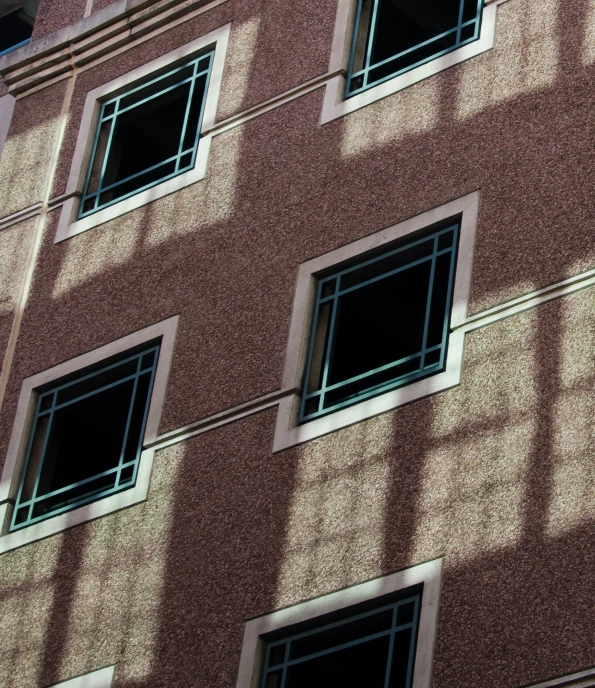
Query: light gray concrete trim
[[235, 558, 443, 688], [49, 665, 116, 688], [524, 667, 595, 688], [0, 201, 42, 231], [272, 191, 480, 452], [320, 0, 499, 125], [0, 93, 15, 159], [0, 315, 179, 554], [54, 23, 230, 243]]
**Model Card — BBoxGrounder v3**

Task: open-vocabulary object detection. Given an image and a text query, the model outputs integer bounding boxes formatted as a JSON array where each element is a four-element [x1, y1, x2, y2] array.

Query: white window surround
[[236, 558, 443, 688], [0, 315, 179, 554], [525, 667, 595, 688], [273, 191, 479, 452], [320, 0, 501, 125], [54, 24, 231, 244], [0, 93, 16, 159], [49, 665, 116, 688]]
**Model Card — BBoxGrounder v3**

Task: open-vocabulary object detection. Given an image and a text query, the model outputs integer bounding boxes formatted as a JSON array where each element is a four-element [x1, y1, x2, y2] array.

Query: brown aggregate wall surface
[[0, 81, 67, 218], [31, 0, 87, 40], [28, 0, 595, 434], [0, 292, 594, 687], [0, 218, 35, 370]]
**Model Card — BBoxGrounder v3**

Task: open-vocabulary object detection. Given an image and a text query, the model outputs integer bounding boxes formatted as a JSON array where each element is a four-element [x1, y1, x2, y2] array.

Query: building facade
[[0, 0, 594, 686]]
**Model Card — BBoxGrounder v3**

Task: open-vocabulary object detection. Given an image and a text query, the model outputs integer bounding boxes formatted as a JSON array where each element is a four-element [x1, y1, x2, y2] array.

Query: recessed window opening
[[10, 343, 160, 531], [300, 222, 460, 423], [260, 585, 422, 688], [347, 0, 483, 97], [80, 50, 215, 218], [0, 0, 39, 57]]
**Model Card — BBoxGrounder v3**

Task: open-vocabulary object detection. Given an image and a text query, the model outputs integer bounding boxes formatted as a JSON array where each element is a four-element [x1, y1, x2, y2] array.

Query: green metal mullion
[[439, 232, 459, 369], [115, 75, 196, 117], [346, 0, 366, 93], [127, 350, 159, 486], [456, 0, 466, 44], [11, 392, 54, 528], [419, 236, 439, 371], [95, 152, 182, 197], [300, 281, 329, 420], [38, 369, 151, 417], [280, 639, 291, 688], [112, 58, 199, 106], [175, 60, 200, 172], [383, 606, 399, 688], [404, 598, 421, 688], [114, 356, 143, 488], [363, 0, 382, 90], [188, 52, 215, 160], [318, 279, 340, 413], [81, 100, 115, 213], [94, 94, 121, 205], [24, 392, 57, 524]]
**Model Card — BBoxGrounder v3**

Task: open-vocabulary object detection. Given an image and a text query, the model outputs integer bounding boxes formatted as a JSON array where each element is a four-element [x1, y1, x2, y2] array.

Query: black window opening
[[10, 344, 160, 531], [0, 0, 39, 56], [79, 49, 215, 218], [260, 586, 422, 688], [300, 222, 460, 423], [347, 0, 484, 97]]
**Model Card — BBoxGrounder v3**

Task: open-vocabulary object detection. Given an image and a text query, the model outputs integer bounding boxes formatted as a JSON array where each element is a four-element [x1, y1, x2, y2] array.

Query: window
[[260, 588, 421, 688], [0, 0, 39, 57], [300, 223, 458, 423], [55, 25, 231, 243], [347, 0, 483, 97], [80, 51, 214, 218], [273, 192, 479, 452], [236, 559, 443, 688], [0, 316, 178, 553], [10, 344, 159, 531]]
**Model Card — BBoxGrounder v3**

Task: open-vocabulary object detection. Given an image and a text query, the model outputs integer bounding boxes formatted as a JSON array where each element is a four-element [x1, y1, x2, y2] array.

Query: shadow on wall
[[0, 0, 594, 686]]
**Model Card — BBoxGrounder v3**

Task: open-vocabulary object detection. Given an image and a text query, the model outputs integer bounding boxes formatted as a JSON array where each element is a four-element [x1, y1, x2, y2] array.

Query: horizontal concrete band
[[146, 266, 595, 453]]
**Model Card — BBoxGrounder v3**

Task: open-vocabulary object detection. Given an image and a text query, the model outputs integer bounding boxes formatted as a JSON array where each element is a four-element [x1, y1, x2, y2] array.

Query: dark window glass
[[301, 223, 459, 423], [80, 51, 214, 218], [261, 590, 422, 688], [0, 0, 39, 55], [11, 344, 160, 531], [347, 0, 483, 96]]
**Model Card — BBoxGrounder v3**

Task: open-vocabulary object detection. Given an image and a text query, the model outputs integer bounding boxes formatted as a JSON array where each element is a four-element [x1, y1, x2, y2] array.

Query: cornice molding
[[0, 0, 229, 95]]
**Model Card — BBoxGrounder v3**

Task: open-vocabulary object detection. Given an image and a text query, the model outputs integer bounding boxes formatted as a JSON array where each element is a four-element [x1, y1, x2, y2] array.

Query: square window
[[0, 0, 39, 57], [346, 0, 483, 97], [236, 559, 443, 688], [10, 343, 160, 531], [260, 588, 422, 688], [300, 223, 459, 423], [80, 51, 214, 218]]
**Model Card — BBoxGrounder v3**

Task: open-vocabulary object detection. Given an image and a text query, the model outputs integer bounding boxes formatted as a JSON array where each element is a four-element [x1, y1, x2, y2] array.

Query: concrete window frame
[[320, 0, 501, 125], [273, 191, 479, 452], [49, 666, 116, 688], [235, 558, 443, 688], [54, 24, 231, 244], [0, 315, 179, 554]]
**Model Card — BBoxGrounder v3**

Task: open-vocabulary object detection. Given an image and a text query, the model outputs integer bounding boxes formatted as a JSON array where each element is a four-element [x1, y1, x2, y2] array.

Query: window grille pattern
[[300, 223, 459, 423], [346, 0, 483, 97], [261, 592, 421, 688], [10, 345, 159, 531], [80, 51, 214, 218]]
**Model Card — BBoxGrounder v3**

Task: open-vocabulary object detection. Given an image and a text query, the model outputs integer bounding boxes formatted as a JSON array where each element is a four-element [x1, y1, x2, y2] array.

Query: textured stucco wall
[[0, 0, 595, 687], [0, 291, 593, 688], [31, 0, 87, 40]]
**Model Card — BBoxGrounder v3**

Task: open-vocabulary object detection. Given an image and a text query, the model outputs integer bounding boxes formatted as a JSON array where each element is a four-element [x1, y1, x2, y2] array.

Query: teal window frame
[[260, 590, 422, 688], [300, 223, 460, 424], [346, 0, 484, 98], [10, 345, 160, 531], [79, 50, 214, 218]]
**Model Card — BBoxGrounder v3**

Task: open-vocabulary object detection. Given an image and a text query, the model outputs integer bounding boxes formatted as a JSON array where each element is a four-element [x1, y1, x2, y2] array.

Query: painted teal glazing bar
[[346, 0, 483, 97], [79, 49, 215, 218], [10, 345, 160, 531], [260, 592, 421, 688], [300, 223, 460, 423]]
